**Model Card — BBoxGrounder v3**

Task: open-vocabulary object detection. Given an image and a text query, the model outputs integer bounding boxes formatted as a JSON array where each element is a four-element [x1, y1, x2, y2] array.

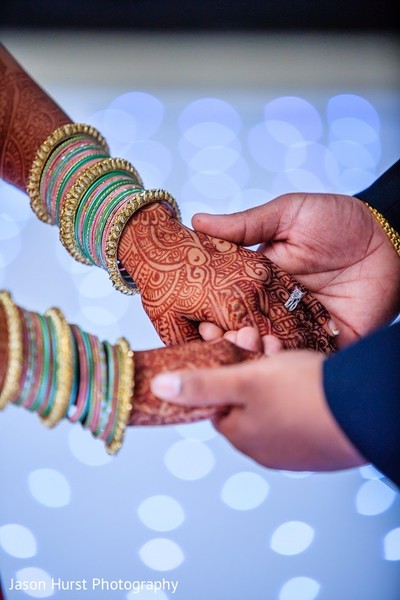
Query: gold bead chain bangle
[[105, 189, 181, 295], [366, 203, 400, 258], [40, 307, 74, 428], [106, 337, 134, 455], [0, 291, 23, 410], [27, 123, 110, 224], [59, 157, 144, 265]]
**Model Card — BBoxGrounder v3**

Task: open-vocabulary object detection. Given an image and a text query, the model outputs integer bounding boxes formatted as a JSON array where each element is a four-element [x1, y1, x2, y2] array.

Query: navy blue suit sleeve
[[323, 321, 400, 487], [355, 159, 400, 231], [323, 160, 400, 486]]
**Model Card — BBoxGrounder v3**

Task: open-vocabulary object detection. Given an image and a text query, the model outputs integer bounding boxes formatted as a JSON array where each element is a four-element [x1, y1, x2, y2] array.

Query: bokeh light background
[[0, 32, 399, 599]]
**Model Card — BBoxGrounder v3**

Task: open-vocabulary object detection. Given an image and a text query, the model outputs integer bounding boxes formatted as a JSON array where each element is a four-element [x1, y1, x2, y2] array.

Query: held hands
[[193, 193, 400, 347], [147, 191, 398, 468], [130, 336, 261, 426], [118, 203, 337, 353], [150, 328, 366, 472]]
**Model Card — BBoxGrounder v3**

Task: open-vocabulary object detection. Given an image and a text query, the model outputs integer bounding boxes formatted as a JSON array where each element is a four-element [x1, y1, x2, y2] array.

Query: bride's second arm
[[0, 43, 70, 189], [0, 292, 260, 452]]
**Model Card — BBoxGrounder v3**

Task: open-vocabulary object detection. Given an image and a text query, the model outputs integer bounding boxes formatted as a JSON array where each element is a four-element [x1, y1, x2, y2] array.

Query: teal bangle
[[82, 178, 140, 264], [74, 172, 121, 242], [53, 151, 109, 225], [60, 158, 144, 266], [80, 330, 95, 427], [79, 178, 128, 260], [94, 186, 142, 269], [76, 174, 138, 264], [40, 308, 74, 429], [83, 334, 101, 431], [97, 340, 115, 437], [30, 314, 52, 415], [38, 314, 59, 417], [95, 341, 109, 437]]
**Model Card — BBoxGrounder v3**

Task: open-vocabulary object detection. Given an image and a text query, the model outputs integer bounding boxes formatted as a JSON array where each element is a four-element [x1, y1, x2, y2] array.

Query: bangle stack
[[365, 203, 400, 258], [28, 123, 109, 225], [27, 123, 181, 294], [0, 291, 134, 454]]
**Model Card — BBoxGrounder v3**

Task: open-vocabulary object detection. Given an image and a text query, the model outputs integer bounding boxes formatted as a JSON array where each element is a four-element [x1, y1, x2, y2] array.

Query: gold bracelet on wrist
[[366, 203, 400, 258], [0, 291, 23, 410], [27, 123, 109, 224]]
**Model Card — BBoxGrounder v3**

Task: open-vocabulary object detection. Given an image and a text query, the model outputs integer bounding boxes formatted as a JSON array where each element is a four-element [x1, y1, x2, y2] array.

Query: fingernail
[[328, 319, 340, 336], [151, 373, 182, 400]]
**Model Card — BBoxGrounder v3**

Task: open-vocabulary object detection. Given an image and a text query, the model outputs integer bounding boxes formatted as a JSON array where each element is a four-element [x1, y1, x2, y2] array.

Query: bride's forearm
[[117, 202, 186, 292], [0, 43, 71, 190], [0, 43, 174, 294]]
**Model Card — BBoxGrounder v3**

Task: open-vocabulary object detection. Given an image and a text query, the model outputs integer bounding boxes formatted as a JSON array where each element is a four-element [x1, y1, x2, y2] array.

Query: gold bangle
[[59, 157, 144, 265], [0, 291, 23, 410], [105, 189, 181, 295], [27, 123, 109, 224], [366, 204, 400, 258], [106, 337, 134, 455], [40, 307, 74, 428]]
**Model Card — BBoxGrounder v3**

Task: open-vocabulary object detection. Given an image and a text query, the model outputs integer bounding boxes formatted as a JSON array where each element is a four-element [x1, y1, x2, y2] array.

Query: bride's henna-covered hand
[[118, 203, 337, 353], [0, 305, 259, 427], [131, 338, 261, 426], [192, 192, 400, 347]]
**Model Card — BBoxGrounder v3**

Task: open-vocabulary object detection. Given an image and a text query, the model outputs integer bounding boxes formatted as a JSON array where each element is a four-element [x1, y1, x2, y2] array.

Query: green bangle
[[60, 158, 143, 265], [30, 313, 52, 415], [40, 308, 74, 428]]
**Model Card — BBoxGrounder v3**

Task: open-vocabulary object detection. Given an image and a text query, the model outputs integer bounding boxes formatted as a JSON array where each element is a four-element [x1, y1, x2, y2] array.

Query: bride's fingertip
[[262, 335, 283, 356], [327, 319, 340, 336], [235, 327, 264, 352], [223, 331, 238, 344], [199, 322, 224, 340]]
